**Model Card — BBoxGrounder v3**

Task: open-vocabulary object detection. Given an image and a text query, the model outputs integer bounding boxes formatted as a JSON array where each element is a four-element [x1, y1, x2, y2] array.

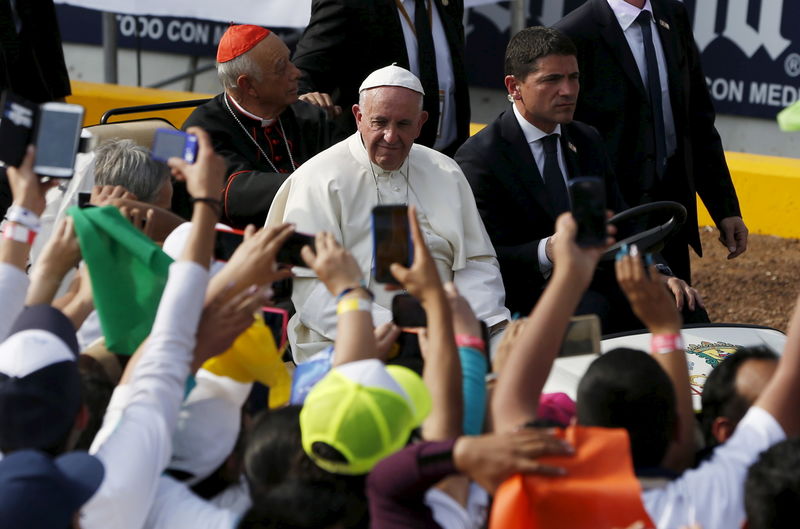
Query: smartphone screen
[[392, 293, 427, 328], [0, 91, 36, 168], [262, 307, 289, 351], [214, 228, 244, 262], [33, 103, 84, 178], [372, 205, 411, 285], [151, 129, 198, 163], [568, 177, 607, 247], [276, 232, 315, 267]]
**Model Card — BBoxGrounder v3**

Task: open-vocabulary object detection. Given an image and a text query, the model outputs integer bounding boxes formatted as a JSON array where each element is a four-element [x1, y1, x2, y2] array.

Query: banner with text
[[55, 0, 799, 119]]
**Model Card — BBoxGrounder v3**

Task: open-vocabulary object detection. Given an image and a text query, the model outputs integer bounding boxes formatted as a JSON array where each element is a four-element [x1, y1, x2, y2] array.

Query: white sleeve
[[453, 257, 510, 327], [642, 406, 786, 529], [82, 261, 210, 529], [0, 263, 29, 340], [537, 237, 553, 277], [143, 476, 242, 529], [292, 277, 392, 343]]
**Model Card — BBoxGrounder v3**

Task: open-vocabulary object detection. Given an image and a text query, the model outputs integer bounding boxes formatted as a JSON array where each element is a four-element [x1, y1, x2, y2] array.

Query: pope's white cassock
[[267, 132, 510, 362]]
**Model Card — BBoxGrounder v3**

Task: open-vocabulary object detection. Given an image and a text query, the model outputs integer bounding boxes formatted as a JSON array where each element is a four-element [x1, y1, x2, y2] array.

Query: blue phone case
[[151, 128, 198, 163]]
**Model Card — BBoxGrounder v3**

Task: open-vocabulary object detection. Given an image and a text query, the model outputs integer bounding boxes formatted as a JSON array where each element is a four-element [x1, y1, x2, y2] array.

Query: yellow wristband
[[337, 298, 372, 315]]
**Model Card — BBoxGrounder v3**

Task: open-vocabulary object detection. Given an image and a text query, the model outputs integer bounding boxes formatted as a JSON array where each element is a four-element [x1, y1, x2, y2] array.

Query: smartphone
[[392, 293, 427, 328], [568, 176, 607, 247], [32, 102, 84, 178], [276, 232, 316, 267], [0, 91, 37, 168], [214, 227, 244, 262], [262, 306, 289, 351], [372, 205, 412, 285], [150, 128, 198, 164]]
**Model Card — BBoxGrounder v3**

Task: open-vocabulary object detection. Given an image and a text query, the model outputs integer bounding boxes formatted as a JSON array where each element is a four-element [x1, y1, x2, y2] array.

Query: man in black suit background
[[456, 26, 701, 332], [554, 0, 747, 283], [292, 0, 470, 156]]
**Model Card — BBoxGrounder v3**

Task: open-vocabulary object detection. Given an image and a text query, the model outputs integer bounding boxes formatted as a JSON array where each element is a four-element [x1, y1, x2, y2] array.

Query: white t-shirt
[[143, 476, 245, 529], [81, 261, 209, 529], [642, 406, 785, 529]]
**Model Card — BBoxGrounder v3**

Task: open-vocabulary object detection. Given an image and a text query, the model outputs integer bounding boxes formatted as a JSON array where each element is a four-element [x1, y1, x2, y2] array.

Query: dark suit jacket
[[554, 0, 741, 256], [292, 0, 470, 153], [455, 109, 625, 315], [182, 95, 333, 228]]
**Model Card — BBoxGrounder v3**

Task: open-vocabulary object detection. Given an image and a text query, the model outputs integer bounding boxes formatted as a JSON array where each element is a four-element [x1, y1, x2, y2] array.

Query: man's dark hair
[[699, 346, 778, 450], [745, 438, 800, 529], [576, 348, 676, 469], [242, 406, 367, 529], [504, 26, 577, 78], [74, 356, 115, 451]]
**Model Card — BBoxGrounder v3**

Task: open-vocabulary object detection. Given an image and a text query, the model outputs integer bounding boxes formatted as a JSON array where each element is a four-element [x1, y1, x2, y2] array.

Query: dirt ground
[[691, 227, 800, 332]]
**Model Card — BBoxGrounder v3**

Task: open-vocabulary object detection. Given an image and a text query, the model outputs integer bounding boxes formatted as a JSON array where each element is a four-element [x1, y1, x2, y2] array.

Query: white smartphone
[[32, 102, 84, 178]]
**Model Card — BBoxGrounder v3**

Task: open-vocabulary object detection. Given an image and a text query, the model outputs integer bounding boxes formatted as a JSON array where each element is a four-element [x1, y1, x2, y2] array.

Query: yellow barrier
[[67, 80, 214, 128], [68, 82, 799, 238], [699, 152, 800, 239]]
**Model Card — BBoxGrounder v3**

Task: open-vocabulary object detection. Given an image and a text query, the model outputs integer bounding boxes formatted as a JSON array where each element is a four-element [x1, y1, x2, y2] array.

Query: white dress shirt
[[397, 0, 457, 151], [511, 104, 569, 276], [606, 0, 677, 157]]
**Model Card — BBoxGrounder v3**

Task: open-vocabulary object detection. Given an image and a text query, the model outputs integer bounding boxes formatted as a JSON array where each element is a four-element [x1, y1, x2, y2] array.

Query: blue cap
[[0, 449, 104, 528], [0, 305, 81, 451]]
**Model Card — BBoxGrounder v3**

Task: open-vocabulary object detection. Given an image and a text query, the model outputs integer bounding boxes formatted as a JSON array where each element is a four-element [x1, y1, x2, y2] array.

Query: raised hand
[[390, 205, 444, 305], [6, 145, 55, 216], [301, 231, 363, 297], [615, 247, 682, 335], [167, 127, 225, 201], [453, 429, 573, 493]]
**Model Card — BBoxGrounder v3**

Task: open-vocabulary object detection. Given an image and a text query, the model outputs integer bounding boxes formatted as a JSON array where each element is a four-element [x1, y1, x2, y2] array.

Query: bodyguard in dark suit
[[292, 0, 470, 155], [554, 0, 748, 283], [456, 27, 702, 331]]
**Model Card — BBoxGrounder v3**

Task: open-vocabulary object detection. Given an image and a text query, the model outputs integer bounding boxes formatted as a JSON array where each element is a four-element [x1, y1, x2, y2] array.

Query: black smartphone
[[0, 91, 36, 168], [392, 293, 427, 328], [32, 102, 84, 178], [262, 306, 289, 351], [276, 232, 316, 267], [568, 176, 607, 247], [214, 228, 244, 262], [150, 128, 198, 164], [372, 205, 412, 285]]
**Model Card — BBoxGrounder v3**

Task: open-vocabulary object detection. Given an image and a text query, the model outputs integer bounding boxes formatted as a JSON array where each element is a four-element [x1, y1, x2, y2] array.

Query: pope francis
[[267, 65, 509, 361]]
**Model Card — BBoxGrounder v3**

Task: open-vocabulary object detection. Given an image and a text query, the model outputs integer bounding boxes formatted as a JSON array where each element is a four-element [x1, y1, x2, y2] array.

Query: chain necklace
[[224, 95, 297, 173], [369, 155, 411, 205]]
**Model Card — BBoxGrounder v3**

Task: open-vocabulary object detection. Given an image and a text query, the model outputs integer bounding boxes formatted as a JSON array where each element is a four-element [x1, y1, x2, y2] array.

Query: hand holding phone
[[276, 232, 316, 266], [392, 293, 427, 328], [151, 128, 198, 164], [32, 102, 84, 178], [214, 227, 244, 262], [372, 204, 412, 284], [568, 176, 606, 247]]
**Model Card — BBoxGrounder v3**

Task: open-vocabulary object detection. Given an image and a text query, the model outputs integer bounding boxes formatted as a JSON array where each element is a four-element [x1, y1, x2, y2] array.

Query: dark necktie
[[636, 10, 667, 179], [414, 0, 439, 127], [541, 134, 570, 216]]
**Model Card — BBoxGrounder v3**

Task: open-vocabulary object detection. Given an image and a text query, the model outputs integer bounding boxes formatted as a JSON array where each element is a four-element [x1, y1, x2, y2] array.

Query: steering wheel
[[600, 201, 687, 262]]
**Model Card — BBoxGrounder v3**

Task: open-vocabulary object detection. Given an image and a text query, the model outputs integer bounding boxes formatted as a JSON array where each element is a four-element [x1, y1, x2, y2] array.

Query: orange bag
[[489, 426, 655, 529]]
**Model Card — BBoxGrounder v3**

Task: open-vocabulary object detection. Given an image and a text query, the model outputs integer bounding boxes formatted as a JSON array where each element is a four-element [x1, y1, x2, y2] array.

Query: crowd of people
[[0, 0, 795, 527]]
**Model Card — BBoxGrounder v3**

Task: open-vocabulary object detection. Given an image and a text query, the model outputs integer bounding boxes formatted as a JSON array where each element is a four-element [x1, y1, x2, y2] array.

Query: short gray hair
[[217, 51, 263, 90], [93, 138, 170, 204]]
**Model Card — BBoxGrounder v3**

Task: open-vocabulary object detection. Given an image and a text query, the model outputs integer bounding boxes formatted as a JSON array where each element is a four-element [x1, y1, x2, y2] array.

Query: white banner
[[54, 0, 501, 28]]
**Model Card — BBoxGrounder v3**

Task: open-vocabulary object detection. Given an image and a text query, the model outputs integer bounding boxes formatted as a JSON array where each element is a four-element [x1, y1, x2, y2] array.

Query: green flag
[[69, 206, 174, 356]]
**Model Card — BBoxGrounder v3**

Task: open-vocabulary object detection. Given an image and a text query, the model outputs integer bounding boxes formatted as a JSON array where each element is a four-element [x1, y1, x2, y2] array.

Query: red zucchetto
[[216, 25, 272, 63]]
